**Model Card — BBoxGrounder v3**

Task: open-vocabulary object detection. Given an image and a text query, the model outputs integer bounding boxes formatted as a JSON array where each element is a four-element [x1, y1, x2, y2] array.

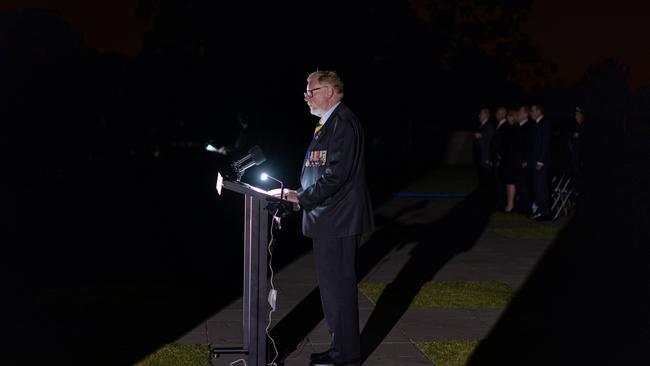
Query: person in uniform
[[568, 107, 588, 196], [279, 70, 374, 366], [473, 108, 496, 189], [515, 105, 534, 214], [528, 104, 552, 220], [491, 107, 508, 209]]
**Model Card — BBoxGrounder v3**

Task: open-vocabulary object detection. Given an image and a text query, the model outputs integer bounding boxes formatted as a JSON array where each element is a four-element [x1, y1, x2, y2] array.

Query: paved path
[[178, 195, 567, 366]]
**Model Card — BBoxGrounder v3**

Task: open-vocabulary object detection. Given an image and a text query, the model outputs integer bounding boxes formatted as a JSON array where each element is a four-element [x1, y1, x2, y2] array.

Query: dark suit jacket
[[473, 120, 496, 168], [490, 120, 508, 164], [296, 102, 374, 239], [514, 120, 533, 166], [528, 116, 552, 166]]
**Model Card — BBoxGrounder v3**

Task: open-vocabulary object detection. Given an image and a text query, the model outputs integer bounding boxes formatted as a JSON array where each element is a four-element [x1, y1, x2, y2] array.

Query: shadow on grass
[[269, 184, 496, 363], [359, 186, 495, 363], [467, 135, 650, 365], [358, 281, 514, 308]]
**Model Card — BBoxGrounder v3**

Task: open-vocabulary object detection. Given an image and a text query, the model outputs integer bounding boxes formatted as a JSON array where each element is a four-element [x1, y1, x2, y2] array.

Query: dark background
[[1, 1, 649, 365]]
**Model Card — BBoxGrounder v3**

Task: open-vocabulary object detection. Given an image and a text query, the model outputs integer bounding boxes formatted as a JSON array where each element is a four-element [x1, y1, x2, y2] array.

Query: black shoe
[[534, 214, 552, 222], [310, 349, 332, 361], [529, 212, 541, 220], [309, 355, 360, 366]]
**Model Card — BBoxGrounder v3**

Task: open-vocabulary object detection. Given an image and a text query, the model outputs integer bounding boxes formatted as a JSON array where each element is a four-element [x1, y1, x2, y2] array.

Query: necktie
[[314, 118, 324, 136]]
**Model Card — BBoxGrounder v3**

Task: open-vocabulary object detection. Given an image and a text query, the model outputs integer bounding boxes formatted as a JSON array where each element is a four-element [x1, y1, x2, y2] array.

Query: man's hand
[[284, 190, 299, 203], [267, 188, 299, 204]]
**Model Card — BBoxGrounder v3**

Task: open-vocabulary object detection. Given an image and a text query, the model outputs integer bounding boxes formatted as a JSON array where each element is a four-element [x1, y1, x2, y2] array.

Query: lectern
[[210, 172, 275, 366]]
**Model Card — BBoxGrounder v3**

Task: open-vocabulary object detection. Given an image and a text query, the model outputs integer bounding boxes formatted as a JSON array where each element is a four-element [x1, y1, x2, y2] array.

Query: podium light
[[206, 144, 218, 152], [259, 172, 284, 200]]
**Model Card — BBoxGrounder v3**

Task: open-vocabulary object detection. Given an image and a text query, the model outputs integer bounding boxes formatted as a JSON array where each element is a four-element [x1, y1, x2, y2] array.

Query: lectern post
[[211, 174, 274, 366]]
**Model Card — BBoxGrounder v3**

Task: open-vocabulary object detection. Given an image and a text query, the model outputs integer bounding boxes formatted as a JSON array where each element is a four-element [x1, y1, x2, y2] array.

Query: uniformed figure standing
[[491, 107, 508, 209], [568, 107, 589, 196], [473, 108, 496, 188], [528, 104, 552, 220], [279, 70, 373, 366], [515, 105, 534, 214]]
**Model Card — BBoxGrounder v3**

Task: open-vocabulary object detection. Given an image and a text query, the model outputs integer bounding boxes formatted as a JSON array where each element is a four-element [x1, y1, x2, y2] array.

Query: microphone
[[234, 145, 266, 171], [228, 145, 266, 181]]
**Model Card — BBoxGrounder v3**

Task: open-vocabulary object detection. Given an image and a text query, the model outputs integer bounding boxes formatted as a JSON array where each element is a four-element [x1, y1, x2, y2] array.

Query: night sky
[[523, 0, 650, 90], [2, 0, 649, 89], [0, 0, 152, 56], [2, 2, 649, 365]]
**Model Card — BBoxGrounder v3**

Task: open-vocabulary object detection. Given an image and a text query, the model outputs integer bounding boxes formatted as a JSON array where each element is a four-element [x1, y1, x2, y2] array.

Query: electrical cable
[[217, 209, 283, 366], [266, 209, 280, 366], [205, 318, 212, 363]]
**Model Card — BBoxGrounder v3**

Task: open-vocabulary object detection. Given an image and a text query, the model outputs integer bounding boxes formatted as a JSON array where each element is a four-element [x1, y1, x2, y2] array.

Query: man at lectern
[[277, 70, 374, 366]]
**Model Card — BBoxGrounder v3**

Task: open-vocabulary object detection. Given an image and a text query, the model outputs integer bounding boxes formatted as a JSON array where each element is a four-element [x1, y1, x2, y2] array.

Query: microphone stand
[[228, 145, 267, 181], [262, 174, 296, 218], [264, 174, 284, 201]]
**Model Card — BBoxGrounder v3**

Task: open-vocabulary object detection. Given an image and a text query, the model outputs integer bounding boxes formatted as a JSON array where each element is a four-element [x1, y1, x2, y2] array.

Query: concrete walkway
[[178, 195, 567, 366]]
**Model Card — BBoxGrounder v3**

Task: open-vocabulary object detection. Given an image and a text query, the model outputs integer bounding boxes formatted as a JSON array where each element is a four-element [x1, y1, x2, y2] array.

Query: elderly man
[[279, 70, 374, 366]]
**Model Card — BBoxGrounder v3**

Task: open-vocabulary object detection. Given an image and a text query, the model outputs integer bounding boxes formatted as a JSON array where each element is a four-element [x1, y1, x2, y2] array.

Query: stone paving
[[177, 195, 568, 366]]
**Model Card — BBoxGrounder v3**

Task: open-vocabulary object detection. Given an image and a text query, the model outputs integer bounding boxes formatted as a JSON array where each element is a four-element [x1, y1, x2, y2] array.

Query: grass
[[416, 340, 479, 366], [402, 166, 477, 193], [426, 199, 462, 208], [494, 227, 560, 240], [134, 344, 209, 366], [488, 211, 531, 222], [358, 281, 514, 308]]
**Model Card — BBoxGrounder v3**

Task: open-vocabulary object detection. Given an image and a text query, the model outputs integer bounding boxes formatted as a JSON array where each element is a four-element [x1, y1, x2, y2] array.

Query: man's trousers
[[312, 235, 360, 363]]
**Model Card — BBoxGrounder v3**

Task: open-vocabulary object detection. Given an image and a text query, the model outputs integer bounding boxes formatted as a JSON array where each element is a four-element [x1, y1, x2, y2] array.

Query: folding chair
[[550, 171, 575, 220]]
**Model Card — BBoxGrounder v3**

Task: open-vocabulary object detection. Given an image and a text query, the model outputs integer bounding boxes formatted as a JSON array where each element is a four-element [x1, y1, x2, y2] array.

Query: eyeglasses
[[304, 85, 329, 98]]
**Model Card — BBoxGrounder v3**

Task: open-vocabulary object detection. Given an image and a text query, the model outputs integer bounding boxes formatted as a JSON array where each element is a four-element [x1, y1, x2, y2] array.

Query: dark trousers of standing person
[[495, 166, 507, 210], [531, 166, 550, 215], [313, 235, 360, 363], [516, 165, 532, 214], [477, 164, 493, 189]]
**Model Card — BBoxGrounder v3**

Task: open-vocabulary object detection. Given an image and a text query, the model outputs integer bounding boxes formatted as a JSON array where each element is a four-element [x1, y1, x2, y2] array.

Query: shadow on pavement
[[270, 185, 496, 363], [468, 134, 650, 365]]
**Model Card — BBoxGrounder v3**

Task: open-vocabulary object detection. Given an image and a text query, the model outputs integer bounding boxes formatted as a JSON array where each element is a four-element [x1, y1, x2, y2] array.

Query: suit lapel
[[316, 103, 343, 141], [300, 103, 344, 176]]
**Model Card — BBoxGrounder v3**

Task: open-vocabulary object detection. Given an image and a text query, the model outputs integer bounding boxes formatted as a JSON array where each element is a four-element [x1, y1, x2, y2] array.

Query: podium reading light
[[260, 173, 284, 201], [205, 144, 218, 153]]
